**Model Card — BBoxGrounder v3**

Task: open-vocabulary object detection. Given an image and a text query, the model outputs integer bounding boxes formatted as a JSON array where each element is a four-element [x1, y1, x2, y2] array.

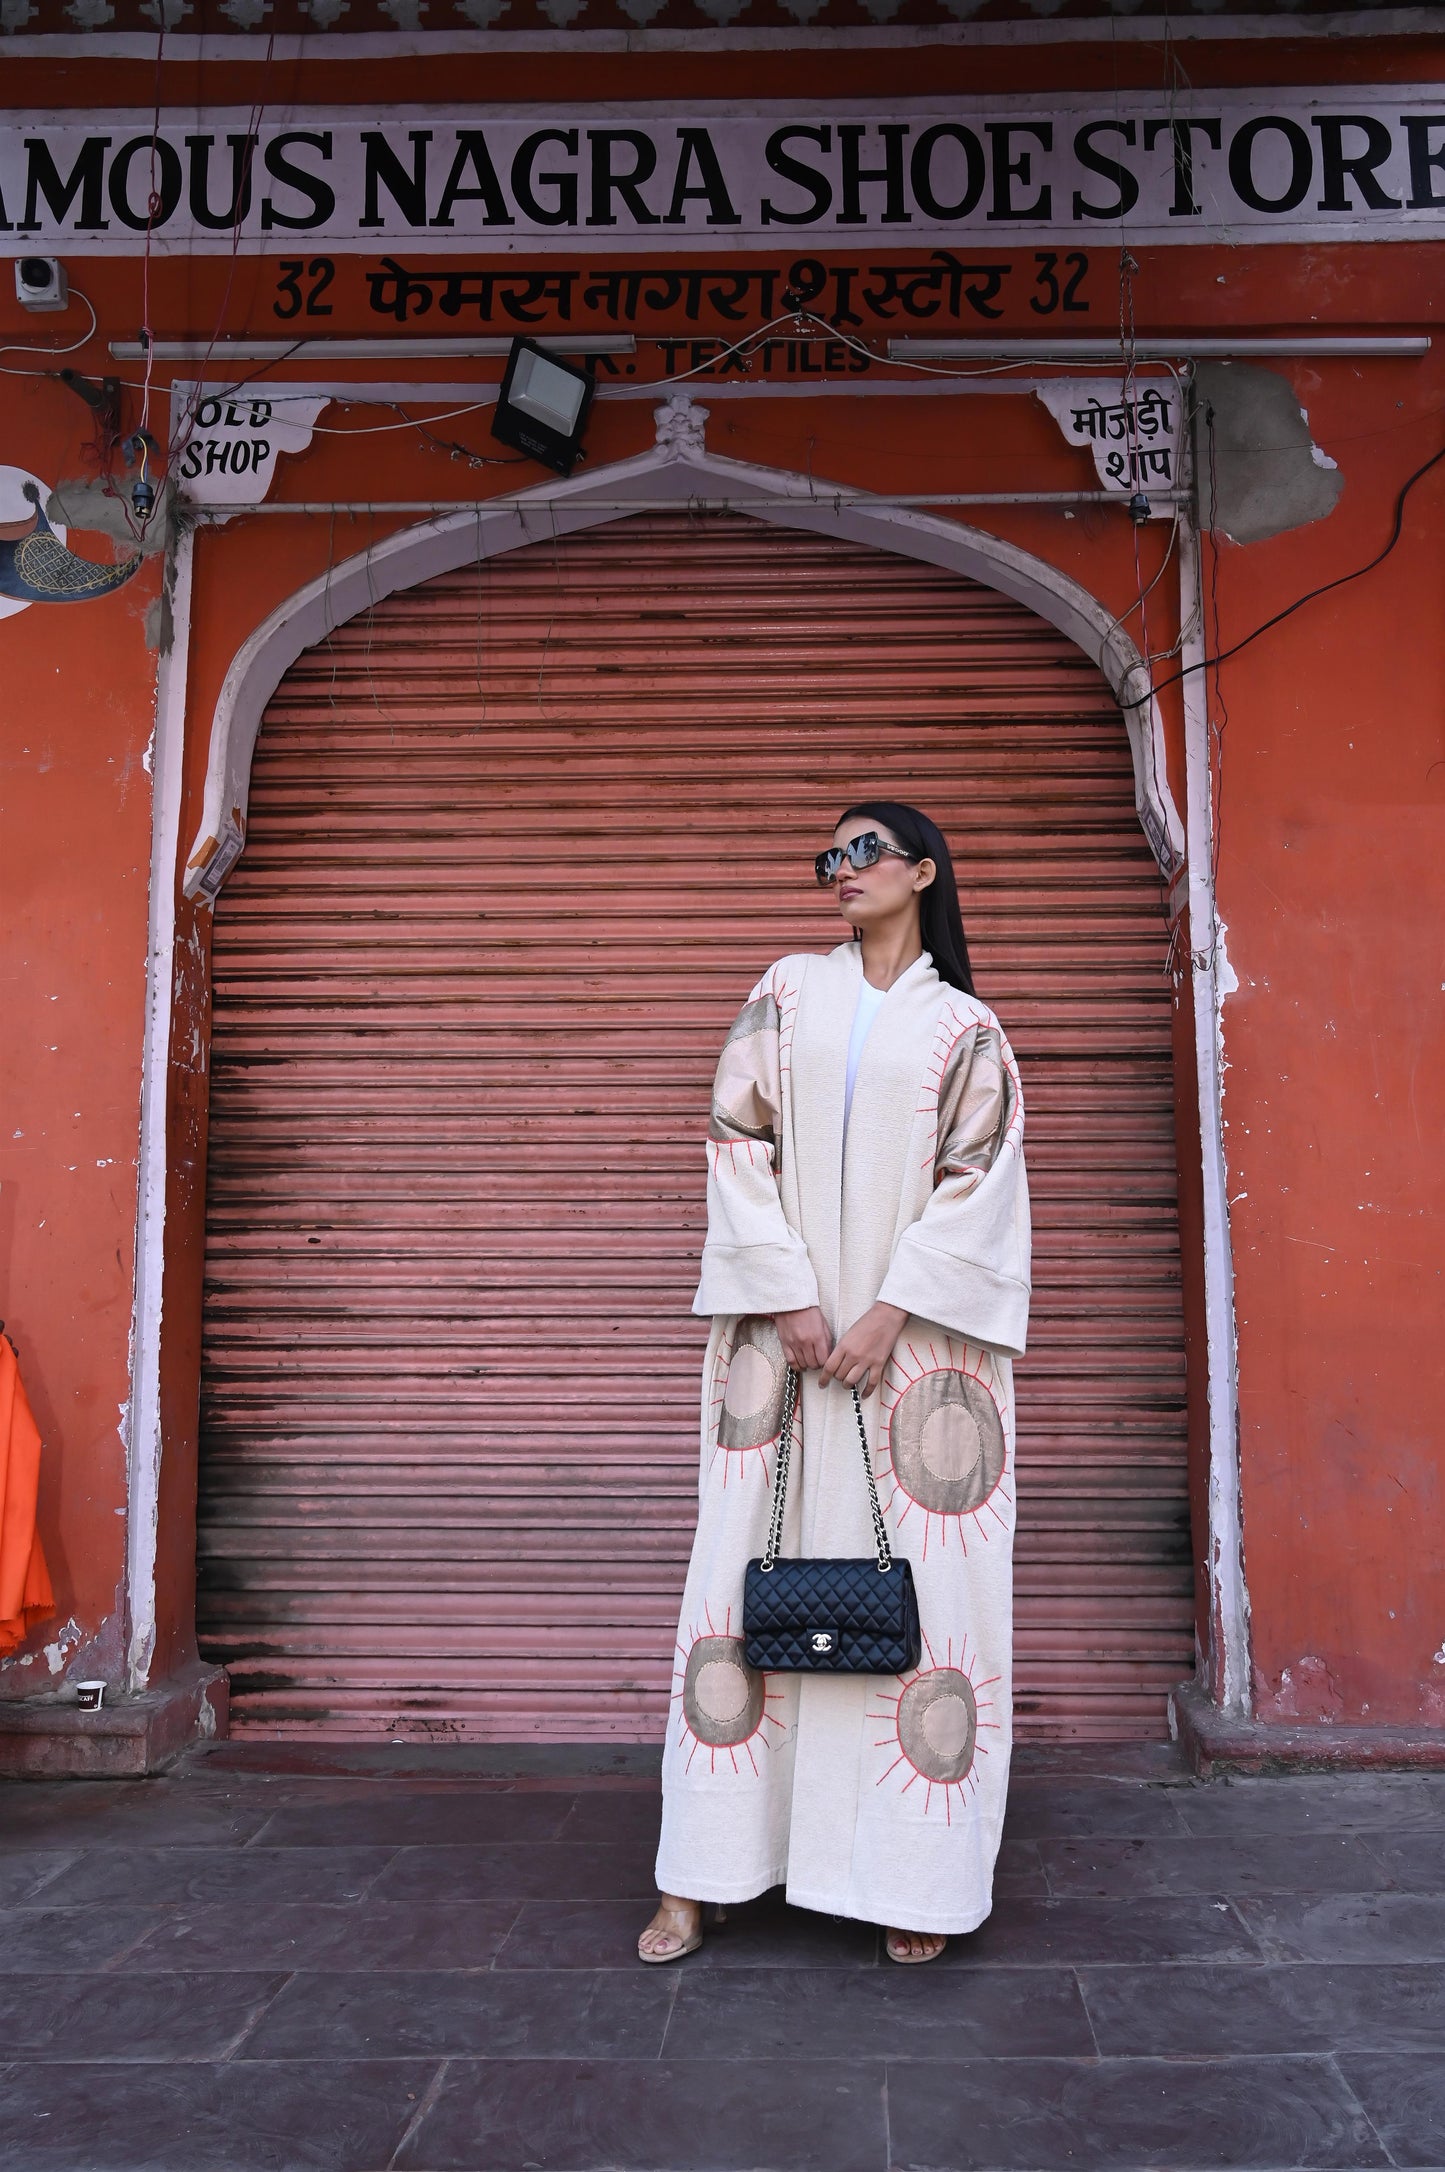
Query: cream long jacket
[[655, 941, 1031, 1936]]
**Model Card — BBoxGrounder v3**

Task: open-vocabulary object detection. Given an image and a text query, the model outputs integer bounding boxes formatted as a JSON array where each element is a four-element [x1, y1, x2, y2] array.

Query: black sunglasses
[[815, 832, 918, 886]]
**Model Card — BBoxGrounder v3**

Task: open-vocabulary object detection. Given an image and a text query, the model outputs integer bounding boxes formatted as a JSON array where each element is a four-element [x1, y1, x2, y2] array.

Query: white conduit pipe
[[891, 336, 1431, 360], [197, 490, 1191, 516]]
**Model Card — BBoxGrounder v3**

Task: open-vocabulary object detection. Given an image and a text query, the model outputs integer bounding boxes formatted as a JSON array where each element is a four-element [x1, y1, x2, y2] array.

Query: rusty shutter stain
[[197, 513, 1192, 1741]]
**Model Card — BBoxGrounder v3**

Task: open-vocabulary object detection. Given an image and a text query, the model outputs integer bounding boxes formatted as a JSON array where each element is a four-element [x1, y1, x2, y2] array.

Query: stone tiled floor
[[1, 1743, 1444, 2171]]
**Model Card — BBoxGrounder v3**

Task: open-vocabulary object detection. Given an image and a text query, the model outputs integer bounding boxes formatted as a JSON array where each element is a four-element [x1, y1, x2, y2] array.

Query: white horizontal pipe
[[194, 489, 1188, 515], [110, 336, 637, 360], [154, 374, 1177, 403], [890, 335, 1430, 360], [7, 13, 1442, 58]]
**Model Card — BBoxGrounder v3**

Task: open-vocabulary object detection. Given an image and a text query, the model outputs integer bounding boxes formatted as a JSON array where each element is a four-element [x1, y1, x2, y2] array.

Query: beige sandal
[[638, 1899, 722, 1965], [886, 1927, 948, 1964]]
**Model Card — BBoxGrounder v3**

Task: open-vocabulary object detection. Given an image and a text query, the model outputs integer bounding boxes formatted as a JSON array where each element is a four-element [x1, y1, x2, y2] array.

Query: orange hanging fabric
[[0, 1332, 54, 1655]]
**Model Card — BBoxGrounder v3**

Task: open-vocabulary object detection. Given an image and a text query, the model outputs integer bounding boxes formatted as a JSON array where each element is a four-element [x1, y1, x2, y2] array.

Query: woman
[[639, 802, 1030, 1966]]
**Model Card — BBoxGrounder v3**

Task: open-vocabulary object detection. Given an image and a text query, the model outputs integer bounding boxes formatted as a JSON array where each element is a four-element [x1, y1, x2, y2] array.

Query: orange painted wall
[[2, 27, 1443, 1726], [1206, 381, 1445, 1727], [0, 372, 163, 1695]]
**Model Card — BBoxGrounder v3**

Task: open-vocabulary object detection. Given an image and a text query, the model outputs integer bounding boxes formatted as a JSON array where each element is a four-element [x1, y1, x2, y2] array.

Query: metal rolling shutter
[[198, 512, 1192, 1741]]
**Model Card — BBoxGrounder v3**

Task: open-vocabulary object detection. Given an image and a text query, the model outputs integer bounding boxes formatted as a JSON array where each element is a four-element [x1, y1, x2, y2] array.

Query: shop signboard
[[3, 92, 1444, 253]]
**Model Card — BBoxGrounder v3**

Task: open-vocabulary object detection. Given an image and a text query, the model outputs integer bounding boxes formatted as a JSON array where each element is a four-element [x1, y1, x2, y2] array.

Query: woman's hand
[[774, 1306, 833, 1371], [819, 1302, 908, 1398]]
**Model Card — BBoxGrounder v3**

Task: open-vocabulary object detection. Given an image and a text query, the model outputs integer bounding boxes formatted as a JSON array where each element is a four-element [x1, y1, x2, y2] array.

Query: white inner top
[[844, 979, 888, 1138]]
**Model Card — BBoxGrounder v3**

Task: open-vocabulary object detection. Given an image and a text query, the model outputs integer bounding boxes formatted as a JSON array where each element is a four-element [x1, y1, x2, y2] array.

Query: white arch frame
[[132, 402, 1246, 1721], [183, 402, 1183, 895]]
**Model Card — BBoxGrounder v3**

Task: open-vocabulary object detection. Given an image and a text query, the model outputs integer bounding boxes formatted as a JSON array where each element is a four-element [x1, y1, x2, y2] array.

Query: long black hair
[[836, 799, 976, 997]]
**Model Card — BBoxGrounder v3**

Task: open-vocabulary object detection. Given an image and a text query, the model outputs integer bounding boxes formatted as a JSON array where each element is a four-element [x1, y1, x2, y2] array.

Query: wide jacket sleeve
[[877, 1013, 1032, 1357], [692, 971, 820, 1320]]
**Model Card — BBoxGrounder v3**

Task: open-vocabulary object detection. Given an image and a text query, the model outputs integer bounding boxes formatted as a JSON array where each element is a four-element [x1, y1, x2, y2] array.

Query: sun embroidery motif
[[868, 1632, 1000, 1822], [673, 1607, 785, 1776], [877, 1334, 1012, 1560], [708, 1316, 790, 1487]]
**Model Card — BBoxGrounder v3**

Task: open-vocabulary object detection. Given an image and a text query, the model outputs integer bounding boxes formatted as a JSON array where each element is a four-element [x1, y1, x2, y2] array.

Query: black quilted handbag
[[743, 1367, 920, 1674]]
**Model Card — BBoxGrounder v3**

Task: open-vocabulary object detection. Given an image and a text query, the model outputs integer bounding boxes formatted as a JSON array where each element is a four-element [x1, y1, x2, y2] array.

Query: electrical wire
[[0, 283, 150, 543], [307, 401, 496, 435], [23, 305, 1183, 426], [17, 248, 1428, 726], [165, 40, 279, 477], [401, 408, 527, 467], [633, 308, 963, 388], [303, 400, 525, 471], [1102, 505, 1180, 650], [134, 19, 172, 510], [1146, 432, 1445, 704], [205, 322, 1023, 443], [0, 287, 98, 374], [1143, 520, 1202, 669], [632, 305, 1169, 392], [168, 340, 314, 421]]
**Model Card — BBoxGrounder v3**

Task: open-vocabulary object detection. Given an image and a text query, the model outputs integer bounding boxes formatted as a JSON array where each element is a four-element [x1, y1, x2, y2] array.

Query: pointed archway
[[184, 397, 1183, 901], [191, 501, 1196, 1740]]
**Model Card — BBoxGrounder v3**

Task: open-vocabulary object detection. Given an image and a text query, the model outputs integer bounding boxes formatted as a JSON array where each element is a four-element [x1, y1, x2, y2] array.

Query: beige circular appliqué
[[682, 1636, 766, 1748], [710, 994, 779, 1140], [717, 1317, 786, 1451], [897, 1668, 979, 1784], [888, 1370, 1005, 1513]]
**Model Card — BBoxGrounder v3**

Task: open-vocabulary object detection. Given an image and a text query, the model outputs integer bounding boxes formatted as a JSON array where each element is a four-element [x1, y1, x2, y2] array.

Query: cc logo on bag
[[810, 1631, 837, 1654]]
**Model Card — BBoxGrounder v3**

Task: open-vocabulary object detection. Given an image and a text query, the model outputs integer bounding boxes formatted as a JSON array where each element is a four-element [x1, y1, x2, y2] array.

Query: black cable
[[1148, 434, 1445, 703], [396, 406, 526, 468]]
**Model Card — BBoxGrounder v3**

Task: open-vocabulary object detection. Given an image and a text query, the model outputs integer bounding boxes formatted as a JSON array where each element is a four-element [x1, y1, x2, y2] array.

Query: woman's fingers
[[820, 1339, 857, 1386], [820, 1338, 885, 1392], [775, 1306, 833, 1373], [787, 1310, 895, 1380]]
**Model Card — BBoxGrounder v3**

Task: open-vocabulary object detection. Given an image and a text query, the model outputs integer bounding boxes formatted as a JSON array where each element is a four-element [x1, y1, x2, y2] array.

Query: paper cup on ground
[[75, 1681, 107, 1711]]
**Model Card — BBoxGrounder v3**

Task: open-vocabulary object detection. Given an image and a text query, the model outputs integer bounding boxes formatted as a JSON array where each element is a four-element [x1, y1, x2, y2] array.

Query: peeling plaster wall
[[1196, 363, 1346, 546], [45, 479, 181, 654], [45, 479, 172, 560]]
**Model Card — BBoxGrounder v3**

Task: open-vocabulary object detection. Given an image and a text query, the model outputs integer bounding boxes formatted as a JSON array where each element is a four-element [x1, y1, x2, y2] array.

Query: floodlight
[[490, 337, 595, 477]]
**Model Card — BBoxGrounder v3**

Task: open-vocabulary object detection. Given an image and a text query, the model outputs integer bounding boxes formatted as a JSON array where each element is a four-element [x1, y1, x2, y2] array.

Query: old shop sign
[[1036, 379, 1182, 517], [4, 93, 1445, 254], [170, 392, 328, 506]]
